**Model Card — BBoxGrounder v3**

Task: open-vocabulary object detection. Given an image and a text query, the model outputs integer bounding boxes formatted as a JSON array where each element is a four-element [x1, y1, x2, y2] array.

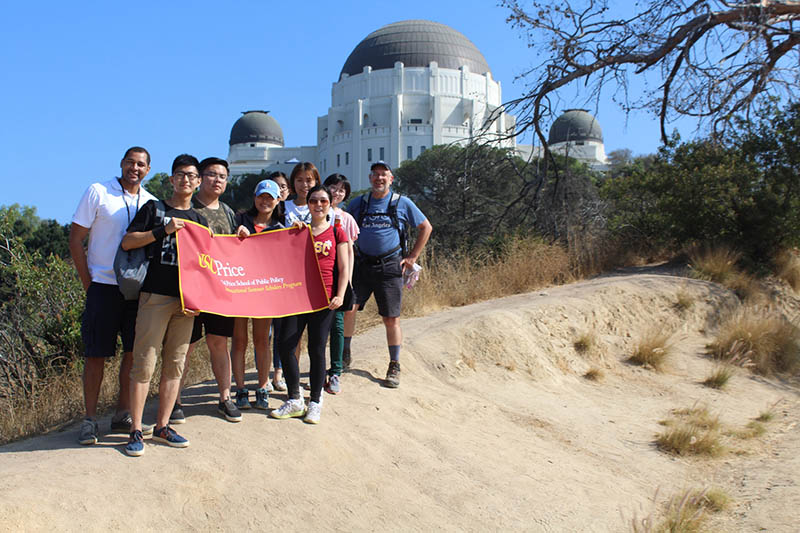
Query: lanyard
[[119, 179, 141, 225]]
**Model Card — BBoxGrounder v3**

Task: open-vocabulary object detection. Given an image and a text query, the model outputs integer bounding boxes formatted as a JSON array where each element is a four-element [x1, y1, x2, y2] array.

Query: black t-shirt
[[126, 199, 207, 297]]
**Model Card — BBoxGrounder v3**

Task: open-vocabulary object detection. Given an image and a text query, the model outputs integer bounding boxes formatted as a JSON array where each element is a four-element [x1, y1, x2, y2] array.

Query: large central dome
[[340, 20, 491, 80]]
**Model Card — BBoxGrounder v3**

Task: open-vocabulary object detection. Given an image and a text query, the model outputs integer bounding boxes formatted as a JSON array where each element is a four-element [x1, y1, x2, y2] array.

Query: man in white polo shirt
[[69, 146, 157, 445]]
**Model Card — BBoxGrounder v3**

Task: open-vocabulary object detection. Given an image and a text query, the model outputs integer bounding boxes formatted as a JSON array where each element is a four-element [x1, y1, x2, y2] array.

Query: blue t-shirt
[[347, 191, 426, 257]]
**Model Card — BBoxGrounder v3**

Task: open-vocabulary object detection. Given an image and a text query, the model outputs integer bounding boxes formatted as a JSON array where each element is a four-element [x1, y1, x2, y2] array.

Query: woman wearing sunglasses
[[270, 183, 350, 424]]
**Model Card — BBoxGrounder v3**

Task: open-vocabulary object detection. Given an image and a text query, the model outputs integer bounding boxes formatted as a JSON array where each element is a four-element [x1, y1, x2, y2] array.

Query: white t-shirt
[[72, 178, 157, 285], [284, 199, 311, 225]]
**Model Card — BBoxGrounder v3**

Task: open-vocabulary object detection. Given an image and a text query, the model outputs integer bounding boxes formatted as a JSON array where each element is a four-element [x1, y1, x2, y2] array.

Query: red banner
[[176, 221, 328, 318]]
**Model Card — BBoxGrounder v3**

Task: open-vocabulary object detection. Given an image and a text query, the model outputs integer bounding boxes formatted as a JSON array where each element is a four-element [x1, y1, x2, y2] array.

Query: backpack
[[113, 200, 166, 300], [355, 192, 408, 258], [330, 221, 354, 310]]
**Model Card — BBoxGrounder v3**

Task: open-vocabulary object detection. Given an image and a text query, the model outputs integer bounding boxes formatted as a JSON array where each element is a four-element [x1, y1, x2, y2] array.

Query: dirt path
[[1, 273, 797, 531]]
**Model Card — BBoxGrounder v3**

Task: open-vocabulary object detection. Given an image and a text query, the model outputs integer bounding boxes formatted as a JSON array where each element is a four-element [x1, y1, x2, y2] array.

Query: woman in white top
[[321, 173, 358, 393], [283, 163, 320, 225]]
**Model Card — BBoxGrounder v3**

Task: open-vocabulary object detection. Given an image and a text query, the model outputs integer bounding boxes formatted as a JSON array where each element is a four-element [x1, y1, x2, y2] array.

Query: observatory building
[[227, 20, 608, 188]]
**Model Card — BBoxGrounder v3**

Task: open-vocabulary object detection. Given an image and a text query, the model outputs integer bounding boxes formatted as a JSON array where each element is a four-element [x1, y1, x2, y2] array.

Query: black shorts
[[81, 282, 138, 358], [190, 312, 235, 343], [353, 253, 403, 318]]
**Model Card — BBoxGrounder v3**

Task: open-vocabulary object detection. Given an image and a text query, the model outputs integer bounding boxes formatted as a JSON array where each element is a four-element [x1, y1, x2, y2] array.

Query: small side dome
[[548, 109, 603, 144], [229, 110, 284, 146]]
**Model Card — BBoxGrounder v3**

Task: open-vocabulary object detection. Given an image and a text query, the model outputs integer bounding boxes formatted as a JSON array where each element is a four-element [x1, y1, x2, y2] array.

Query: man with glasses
[[173, 157, 243, 424], [120, 154, 207, 456], [70, 146, 157, 445]]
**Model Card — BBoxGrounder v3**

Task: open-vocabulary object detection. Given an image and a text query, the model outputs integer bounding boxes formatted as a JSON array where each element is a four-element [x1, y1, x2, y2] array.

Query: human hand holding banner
[[176, 221, 328, 318]]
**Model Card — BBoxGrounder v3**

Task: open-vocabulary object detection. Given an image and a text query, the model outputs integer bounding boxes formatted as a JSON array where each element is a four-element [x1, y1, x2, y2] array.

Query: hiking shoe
[[218, 399, 243, 422], [343, 352, 352, 370], [269, 398, 306, 419], [235, 388, 251, 410], [325, 374, 341, 395], [385, 361, 400, 388], [255, 388, 270, 410], [152, 425, 190, 448], [304, 401, 322, 424], [78, 418, 98, 445], [272, 378, 287, 392], [125, 430, 145, 457], [170, 404, 186, 425], [109, 413, 154, 435]]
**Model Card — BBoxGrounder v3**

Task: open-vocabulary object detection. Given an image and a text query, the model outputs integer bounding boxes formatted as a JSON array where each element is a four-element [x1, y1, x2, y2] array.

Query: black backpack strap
[[388, 193, 408, 257], [356, 193, 370, 228], [222, 202, 236, 233]]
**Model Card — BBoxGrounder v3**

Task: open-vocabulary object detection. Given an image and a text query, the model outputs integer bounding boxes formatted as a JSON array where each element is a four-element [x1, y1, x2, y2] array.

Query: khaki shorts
[[130, 292, 194, 383]]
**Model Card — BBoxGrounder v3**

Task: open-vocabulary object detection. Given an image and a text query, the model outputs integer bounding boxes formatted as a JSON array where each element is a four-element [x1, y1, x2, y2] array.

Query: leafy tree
[[220, 171, 271, 213], [499, 1, 800, 145], [601, 102, 800, 262], [393, 143, 602, 251], [0, 221, 84, 405], [143, 172, 172, 200], [0, 204, 70, 260]]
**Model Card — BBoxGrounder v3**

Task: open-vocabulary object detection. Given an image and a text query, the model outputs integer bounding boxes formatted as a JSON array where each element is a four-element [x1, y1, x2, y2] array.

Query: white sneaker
[[269, 398, 306, 419], [304, 401, 322, 424]]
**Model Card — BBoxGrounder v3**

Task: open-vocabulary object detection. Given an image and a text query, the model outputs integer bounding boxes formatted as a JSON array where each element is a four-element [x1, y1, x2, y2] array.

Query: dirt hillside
[[1, 272, 798, 532]]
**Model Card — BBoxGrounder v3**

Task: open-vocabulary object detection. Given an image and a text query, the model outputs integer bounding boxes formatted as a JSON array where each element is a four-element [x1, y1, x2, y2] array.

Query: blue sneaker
[[235, 388, 251, 410], [152, 425, 190, 448], [125, 430, 145, 457], [254, 388, 269, 410]]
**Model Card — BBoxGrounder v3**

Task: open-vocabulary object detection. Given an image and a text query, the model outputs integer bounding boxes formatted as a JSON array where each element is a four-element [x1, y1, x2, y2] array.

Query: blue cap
[[370, 160, 392, 172], [254, 179, 280, 199]]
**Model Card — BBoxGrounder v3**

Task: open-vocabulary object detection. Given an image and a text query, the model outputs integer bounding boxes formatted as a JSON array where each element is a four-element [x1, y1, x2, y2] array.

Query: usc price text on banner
[[176, 221, 328, 318]]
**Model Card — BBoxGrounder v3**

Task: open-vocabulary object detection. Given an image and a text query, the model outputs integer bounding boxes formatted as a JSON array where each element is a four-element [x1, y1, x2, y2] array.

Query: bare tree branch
[[499, 0, 800, 144]]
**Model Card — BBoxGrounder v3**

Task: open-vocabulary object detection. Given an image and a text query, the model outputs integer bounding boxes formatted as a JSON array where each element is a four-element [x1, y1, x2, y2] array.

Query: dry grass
[[756, 410, 775, 422], [0, 342, 219, 446], [656, 406, 724, 457], [674, 288, 695, 312], [707, 307, 800, 375], [630, 488, 728, 533], [573, 331, 597, 355], [688, 245, 741, 284], [583, 367, 604, 381], [702, 364, 734, 389], [775, 248, 800, 291], [688, 245, 762, 301], [403, 236, 571, 315], [730, 421, 767, 440], [629, 329, 673, 372]]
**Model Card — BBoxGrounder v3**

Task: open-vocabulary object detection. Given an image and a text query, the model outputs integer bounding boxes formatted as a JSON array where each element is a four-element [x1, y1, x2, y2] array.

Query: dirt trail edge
[[1, 273, 798, 532]]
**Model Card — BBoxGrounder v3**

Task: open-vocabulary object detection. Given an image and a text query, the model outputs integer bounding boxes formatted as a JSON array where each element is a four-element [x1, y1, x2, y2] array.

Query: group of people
[[70, 146, 432, 457]]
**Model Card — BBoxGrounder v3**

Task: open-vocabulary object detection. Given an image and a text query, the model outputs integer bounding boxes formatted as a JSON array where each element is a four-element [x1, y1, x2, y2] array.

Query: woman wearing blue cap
[[230, 179, 285, 410]]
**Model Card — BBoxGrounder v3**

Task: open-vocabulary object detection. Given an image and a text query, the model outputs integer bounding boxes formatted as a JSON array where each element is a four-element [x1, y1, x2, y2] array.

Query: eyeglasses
[[308, 198, 330, 205], [174, 171, 199, 181], [202, 172, 228, 182]]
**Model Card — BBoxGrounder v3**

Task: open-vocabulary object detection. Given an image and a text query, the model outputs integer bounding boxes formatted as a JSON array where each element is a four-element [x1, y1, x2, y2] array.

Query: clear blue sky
[[1, 1, 691, 223]]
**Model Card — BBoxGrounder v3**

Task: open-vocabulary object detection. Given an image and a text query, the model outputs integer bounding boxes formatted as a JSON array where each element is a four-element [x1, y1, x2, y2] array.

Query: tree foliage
[[0, 220, 84, 405], [393, 144, 603, 251], [0, 204, 70, 260], [500, 0, 800, 144], [601, 101, 800, 262], [143, 172, 172, 201]]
